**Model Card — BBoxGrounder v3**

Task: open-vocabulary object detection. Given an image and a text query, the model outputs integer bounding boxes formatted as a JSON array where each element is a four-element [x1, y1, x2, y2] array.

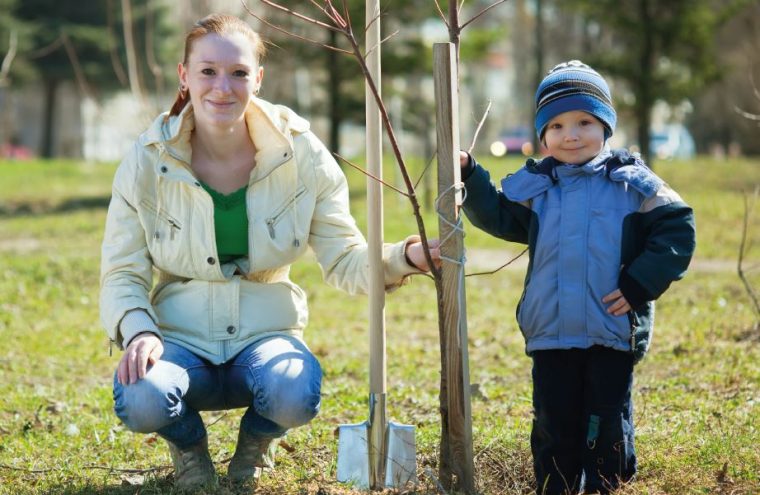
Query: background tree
[[557, 0, 754, 164], [11, 0, 174, 157]]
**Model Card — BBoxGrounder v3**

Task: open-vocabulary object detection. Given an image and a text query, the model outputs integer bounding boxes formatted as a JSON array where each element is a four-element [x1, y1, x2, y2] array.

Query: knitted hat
[[535, 60, 616, 140]]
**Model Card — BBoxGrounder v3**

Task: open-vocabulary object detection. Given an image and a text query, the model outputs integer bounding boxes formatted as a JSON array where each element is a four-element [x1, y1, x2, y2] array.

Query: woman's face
[[178, 32, 263, 130]]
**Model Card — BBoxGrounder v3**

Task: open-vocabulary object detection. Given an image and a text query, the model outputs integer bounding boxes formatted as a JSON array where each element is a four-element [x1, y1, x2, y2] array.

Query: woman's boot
[[227, 429, 279, 483], [166, 435, 216, 490]]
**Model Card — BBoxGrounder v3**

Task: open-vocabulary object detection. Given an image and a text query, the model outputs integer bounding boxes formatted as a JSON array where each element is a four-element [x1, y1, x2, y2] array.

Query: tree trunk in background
[[328, 29, 341, 155], [41, 78, 58, 158], [532, 0, 544, 153], [636, 0, 654, 166]]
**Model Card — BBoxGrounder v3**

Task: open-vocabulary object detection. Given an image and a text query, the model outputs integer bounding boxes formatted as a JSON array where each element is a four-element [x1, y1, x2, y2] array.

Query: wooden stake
[[433, 42, 475, 493]]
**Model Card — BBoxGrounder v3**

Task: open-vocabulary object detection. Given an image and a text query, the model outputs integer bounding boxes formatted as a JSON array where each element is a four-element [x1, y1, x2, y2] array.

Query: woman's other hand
[[118, 333, 164, 385], [406, 239, 441, 271]]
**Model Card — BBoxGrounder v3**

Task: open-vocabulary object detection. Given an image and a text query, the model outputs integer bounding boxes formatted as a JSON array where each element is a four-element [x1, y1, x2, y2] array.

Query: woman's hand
[[602, 289, 631, 316], [118, 333, 164, 385], [406, 239, 441, 271]]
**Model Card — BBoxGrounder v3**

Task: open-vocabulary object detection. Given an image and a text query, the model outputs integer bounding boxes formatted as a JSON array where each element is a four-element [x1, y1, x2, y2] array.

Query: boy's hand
[[602, 289, 631, 316], [460, 151, 469, 168]]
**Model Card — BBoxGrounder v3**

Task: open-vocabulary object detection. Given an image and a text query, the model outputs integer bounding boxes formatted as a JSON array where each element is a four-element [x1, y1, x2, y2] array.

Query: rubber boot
[[227, 429, 279, 483], [166, 436, 216, 490]]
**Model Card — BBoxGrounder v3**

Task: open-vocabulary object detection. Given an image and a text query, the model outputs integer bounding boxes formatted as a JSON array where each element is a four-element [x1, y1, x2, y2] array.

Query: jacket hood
[[137, 97, 311, 182]]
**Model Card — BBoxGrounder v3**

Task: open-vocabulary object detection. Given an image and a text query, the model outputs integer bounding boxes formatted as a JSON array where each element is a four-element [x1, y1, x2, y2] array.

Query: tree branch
[[333, 152, 411, 198], [461, 0, 508, 30], [465, 249, 527, 277], [738, 187, 760, 319], [468, 99, 492, 154], [0, 30, 17, 87], [244, 0, 342, 32]]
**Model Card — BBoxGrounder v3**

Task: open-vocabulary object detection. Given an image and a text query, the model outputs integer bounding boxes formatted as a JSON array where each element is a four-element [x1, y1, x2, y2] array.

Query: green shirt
[[201, 182, 249, 263]]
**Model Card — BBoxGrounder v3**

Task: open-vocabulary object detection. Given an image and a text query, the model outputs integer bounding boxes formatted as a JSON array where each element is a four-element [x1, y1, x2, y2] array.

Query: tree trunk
[[41, 78, 58, 158], [637, 0, 654, 166], [328, 29, 341, 155]]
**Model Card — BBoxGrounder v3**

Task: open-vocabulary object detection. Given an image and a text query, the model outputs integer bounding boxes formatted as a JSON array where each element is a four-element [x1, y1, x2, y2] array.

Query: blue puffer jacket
[[462, 149, 696, 362]]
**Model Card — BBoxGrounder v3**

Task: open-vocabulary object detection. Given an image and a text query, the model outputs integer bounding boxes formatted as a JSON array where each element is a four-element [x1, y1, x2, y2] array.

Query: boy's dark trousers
[[531, 346, 636, 495]]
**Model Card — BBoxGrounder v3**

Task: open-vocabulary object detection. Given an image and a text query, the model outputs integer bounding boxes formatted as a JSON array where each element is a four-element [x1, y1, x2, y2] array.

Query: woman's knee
[[255, 354, 322, 429], [112, 363, 187, 433]]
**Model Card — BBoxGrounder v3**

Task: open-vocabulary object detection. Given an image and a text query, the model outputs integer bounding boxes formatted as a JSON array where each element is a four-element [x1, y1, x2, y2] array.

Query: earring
[[179, 84, 187, 98]]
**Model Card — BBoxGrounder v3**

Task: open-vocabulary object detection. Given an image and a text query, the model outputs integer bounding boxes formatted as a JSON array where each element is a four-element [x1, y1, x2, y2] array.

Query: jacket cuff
[[618, 269, 654, 309], [119, 309, 162, 348], [384, 235, 425, 290]]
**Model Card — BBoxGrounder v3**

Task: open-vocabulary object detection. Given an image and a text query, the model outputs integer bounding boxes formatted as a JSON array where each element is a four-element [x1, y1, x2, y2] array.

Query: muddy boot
[[227, 429, 279, 483], [166, 436, 216, 490]]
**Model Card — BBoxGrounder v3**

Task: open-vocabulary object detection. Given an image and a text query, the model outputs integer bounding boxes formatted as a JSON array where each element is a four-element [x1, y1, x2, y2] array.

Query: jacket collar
[[138, 97, 311, 183], [554, 143, 612, 178]]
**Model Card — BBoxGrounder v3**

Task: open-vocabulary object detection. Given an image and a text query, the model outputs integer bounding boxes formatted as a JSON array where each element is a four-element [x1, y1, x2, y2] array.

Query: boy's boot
[[166, 436, 216, 490], [227, 429, 279, 483]]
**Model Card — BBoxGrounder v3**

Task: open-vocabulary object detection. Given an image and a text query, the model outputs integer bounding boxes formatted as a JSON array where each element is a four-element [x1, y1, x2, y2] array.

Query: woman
[[101, 13, 436, 489]]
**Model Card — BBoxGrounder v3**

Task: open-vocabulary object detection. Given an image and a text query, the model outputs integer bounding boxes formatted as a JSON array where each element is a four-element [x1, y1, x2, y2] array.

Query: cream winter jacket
[[100, 97, 421, 364]]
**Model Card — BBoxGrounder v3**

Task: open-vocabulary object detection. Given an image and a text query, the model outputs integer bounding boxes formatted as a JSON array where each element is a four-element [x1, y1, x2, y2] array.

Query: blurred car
[[490, 126, 537, 157], [649, 124, 696, 160]]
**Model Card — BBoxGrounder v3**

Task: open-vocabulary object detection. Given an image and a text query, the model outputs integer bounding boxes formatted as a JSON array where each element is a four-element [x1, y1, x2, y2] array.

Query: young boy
[[460, 60, 696, 494]]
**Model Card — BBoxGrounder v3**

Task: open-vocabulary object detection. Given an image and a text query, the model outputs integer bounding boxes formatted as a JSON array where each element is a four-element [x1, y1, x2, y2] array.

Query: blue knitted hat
[[535, 60, 616, 140]]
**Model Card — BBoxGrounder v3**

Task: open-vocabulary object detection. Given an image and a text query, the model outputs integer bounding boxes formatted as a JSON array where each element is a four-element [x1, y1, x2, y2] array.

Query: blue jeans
[[113, 335, 322, 449], [531, 346, 636, 495]]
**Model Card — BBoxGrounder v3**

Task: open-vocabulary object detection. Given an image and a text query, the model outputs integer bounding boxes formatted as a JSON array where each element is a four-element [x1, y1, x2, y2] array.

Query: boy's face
[[543, 110, 606, 165]]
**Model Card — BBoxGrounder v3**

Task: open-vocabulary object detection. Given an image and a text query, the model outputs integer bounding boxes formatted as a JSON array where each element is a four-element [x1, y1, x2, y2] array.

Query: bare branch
[[60, 31, 95, 100], [105, 0, 128, 86], [734, 105, 760, 122], [243, 0, 342, 32], [0, 30, 18, 87], [738, 187, 760, 319], [25, 36, 63, 59], [145, 0, 165, 96], [466, 249, 528, 277], [0, 464, 55, 474], [242, 3, 352, 55], [415, 151, 438, 189], [750, 64, 760, 102], [461, 0, 508, 30], [468, 99, 492, 154], [433, 0, 450, 28], [121, 0, 145, 102], [334, 152, 411, 198], [365, 29, 399, 59]]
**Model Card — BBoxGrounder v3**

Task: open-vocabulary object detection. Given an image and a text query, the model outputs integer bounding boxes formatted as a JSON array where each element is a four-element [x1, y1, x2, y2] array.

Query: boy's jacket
[[462, 149, 695, 362]]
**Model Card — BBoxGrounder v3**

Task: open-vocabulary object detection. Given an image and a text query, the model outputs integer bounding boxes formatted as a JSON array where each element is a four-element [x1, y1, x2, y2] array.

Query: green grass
[[0, 156, 758, 494]]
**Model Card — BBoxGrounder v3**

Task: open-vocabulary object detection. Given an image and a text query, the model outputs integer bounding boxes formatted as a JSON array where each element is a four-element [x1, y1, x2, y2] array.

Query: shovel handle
[[366, 0, 386, 396]]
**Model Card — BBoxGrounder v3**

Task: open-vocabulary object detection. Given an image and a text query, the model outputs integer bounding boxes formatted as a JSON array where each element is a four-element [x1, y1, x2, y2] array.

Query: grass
[[0, 155, 758, 494]]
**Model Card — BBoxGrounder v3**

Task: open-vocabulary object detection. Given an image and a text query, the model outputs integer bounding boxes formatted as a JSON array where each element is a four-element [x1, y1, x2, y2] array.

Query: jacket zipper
[[265, 186, 306, 239], [140, 199, 182, 239]]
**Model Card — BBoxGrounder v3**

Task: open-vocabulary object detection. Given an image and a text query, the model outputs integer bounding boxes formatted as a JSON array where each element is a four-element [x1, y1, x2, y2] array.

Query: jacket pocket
[[264, 185, 307, 240], [140, 199, 183, 240]]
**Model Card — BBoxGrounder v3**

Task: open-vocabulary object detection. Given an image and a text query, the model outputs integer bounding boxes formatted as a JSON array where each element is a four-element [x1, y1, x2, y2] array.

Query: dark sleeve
[[461, 158, 532, 244], [619, 200, 696, 308]]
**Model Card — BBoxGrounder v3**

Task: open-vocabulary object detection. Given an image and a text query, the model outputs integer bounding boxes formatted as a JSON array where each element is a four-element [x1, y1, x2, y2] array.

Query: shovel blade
[[385, 421, 416, 487], [336, 421, 416, 489], [336, 421, 370, 487]]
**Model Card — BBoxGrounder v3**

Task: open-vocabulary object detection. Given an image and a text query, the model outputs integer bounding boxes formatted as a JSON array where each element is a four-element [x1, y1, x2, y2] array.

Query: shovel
[[336, 2, 416, 488]]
